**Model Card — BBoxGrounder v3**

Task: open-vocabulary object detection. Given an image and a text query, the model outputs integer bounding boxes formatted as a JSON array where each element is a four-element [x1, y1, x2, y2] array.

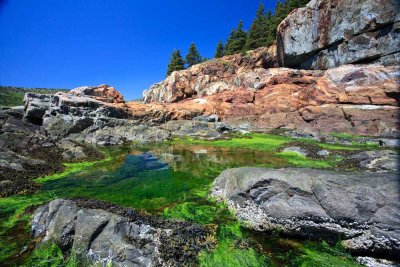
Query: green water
[[0, 140, 361, 266]]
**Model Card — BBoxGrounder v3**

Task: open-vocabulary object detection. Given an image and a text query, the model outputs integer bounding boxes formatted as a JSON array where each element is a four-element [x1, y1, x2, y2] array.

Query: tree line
[[167, 0, 309, 76]]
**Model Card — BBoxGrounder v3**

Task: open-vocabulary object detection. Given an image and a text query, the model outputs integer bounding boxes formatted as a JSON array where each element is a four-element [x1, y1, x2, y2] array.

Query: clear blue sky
[[0, 0, 277, 100]]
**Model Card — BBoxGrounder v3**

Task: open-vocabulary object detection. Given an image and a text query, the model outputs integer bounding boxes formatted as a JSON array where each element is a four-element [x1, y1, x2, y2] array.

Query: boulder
[[32, 198, 214, 267], [211, 167, 400, 257], [276, 0, 400, 69], [70, 84, 125, 103]]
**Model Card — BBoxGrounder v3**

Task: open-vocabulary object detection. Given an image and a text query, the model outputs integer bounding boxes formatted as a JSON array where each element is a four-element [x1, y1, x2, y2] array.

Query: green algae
[[163, 202, 218, 224], [0, 192, 55, 263], [293, 242, 361, 267], [24, 242, 65, 267], [170, 133, 292, 151], [276, 151, 333, 168], [0, 139, 369, 266], [171, 133, 379, 152], [199, 239, 269, 267], [35, 147, 118, 183]]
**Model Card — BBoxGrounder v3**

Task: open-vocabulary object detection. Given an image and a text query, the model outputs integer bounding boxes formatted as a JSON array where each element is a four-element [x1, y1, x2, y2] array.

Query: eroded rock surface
[[276, 0, 400, 69], [143, 64, 399, 136], [32, 198, 214, 267], [211, 167, 400, 258]]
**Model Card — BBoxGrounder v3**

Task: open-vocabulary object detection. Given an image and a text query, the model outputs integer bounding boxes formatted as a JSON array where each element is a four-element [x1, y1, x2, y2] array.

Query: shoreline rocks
[[211, 167, 400, 259], [32, 198, 215, 267], [0, 107, 103, 197]]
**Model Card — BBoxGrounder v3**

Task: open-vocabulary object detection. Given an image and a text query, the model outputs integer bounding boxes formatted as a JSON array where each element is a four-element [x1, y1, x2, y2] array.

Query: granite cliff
[[142, 0, 400, 136]]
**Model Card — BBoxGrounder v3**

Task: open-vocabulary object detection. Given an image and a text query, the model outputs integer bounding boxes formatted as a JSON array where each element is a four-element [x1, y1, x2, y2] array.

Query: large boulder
[[276, 0, 400, 69], [32, 198, 214, 267], [211, 167, 400, 258]]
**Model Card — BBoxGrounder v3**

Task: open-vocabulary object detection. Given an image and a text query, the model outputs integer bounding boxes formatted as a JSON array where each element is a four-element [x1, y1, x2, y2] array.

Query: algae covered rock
[[32, 198, 215, 267]]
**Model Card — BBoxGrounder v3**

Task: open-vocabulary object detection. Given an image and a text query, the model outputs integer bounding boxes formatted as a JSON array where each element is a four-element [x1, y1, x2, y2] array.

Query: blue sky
[[0, 0, 277, 100]]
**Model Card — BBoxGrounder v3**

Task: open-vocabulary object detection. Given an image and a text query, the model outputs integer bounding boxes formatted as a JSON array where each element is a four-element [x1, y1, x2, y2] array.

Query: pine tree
[[215, 41, 225, 58], [245, 2, 268, 50], [185, 43, 202, 68], [225, 21, 247, 55], [167, 49, 185, 76], [273, 1, 284, 27], [225, 29, 236, 55], [265, 10, 275, 46]]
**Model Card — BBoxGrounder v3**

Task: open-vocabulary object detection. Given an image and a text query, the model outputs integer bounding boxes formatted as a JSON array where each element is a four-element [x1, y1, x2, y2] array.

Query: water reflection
[[41, 143, 286, 213]]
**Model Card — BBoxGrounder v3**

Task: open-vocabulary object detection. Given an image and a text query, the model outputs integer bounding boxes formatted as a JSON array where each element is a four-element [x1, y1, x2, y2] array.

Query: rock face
[[141, 0, 400, 137], [143, 64, 399, 136], [211, 167, 400, 258], [143, 46, 278, 103], [22, 85, 252, 146], [32, 198, 214, 267], [276, 0, 400, 69], [24, 86, 128, 138]]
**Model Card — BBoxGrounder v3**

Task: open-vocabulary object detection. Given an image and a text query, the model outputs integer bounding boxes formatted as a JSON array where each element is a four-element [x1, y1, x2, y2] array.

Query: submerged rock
[[32, 198, 215, 267], [211, 167, 400, 258]]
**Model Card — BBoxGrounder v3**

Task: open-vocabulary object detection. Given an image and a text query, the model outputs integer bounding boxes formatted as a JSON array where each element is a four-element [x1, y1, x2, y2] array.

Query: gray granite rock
[[277, 0, 400, 69], [212, 167, 400, 257], [32, 199, 214, 267]]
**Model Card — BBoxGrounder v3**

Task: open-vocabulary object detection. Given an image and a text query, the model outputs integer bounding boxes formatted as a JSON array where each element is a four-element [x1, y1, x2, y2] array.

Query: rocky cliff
[[277, 0, 400, 69], [142, 0, 400, 136]]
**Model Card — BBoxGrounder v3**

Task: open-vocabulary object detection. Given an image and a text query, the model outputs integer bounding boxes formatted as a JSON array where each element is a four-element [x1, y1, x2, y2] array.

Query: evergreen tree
[[166, 49, 185, 76], [185, 43, 202, 67], [225, 29, 236, 55], [215, 40, 225, 58], [265, 10, 275, 46], [245, 2, 268, 50], [225, 21, 247, 55]]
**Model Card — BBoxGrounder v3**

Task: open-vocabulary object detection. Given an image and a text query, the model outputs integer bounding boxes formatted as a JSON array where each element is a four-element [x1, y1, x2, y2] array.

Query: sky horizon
[[0, 0, 278, 100]]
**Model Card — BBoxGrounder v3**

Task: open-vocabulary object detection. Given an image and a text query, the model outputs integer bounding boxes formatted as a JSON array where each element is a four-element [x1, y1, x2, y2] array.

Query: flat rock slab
[[211, 167, 400, 258]]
